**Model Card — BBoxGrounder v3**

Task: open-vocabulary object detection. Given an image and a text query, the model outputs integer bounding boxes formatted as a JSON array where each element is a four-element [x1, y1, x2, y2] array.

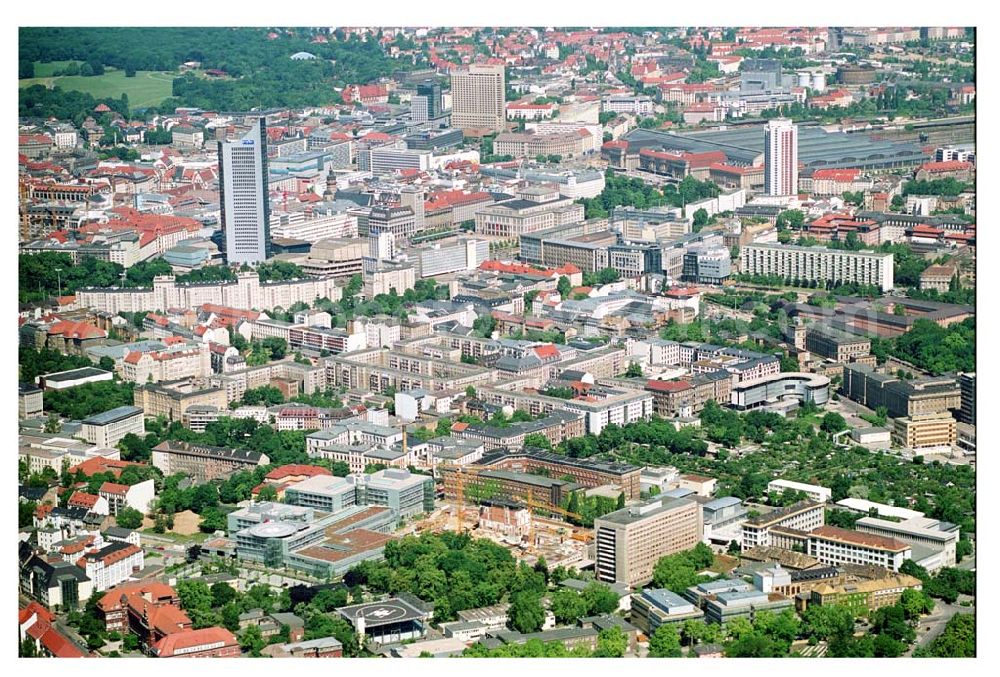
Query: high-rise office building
[[764, 118, 798, 196], [450, 64, 505, 133], [594, 495, 703, 587], [411, 81, 442, 123], [219, 118, 271, 264]]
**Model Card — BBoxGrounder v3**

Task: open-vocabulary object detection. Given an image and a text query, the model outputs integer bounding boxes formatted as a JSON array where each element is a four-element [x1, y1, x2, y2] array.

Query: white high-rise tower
[[764, 118, 799, 197], [219, 118, 271, 264]]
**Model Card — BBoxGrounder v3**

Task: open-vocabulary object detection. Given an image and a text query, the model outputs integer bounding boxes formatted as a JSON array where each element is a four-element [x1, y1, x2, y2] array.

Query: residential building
[[151, 440, 270, 483], [99, 479, 155, 516], [742, 243, 894, 291], [764, 118, 798, 196]]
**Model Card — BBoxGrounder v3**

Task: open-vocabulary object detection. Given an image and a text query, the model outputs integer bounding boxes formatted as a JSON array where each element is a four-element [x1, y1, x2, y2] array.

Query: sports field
[[19, 62, 176, 108]]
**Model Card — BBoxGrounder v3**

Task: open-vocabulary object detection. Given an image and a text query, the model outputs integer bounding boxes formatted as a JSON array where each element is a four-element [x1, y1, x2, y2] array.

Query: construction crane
[[524, 488, 584, 549], [445, 464, 489, 534]]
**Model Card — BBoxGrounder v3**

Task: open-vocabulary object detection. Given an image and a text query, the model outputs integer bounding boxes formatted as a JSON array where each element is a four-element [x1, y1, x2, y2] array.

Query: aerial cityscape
[[17, 25, 976, 660]]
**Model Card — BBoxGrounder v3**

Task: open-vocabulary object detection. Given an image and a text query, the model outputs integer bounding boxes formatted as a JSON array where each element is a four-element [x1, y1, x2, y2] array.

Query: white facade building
[[764, 118, 798, 197]]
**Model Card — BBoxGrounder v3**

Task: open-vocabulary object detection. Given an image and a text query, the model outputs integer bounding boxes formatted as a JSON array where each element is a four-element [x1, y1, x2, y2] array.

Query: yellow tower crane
[[524, 488, 583, 549]]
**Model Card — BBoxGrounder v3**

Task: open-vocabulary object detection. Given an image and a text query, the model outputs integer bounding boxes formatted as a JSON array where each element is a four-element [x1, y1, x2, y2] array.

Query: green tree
[[593, 626, 628, 657], [820, 411, 848, 433], [211, 582, 237, 609], [581, 582, 620, 615], [239, 624, 266, 656], [507, 591, 545, 633], [549, 588, 589, 625], [115, 507, 144, 529], [648, 624, 682, 657], [624, 362, 643, 378], [557, 275, 572, 299]]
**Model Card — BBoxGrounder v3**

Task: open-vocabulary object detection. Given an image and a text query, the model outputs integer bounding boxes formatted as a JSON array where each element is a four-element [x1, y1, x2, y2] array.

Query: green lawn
[[20, 65, 176, 108], [31, 60, 81, 77]]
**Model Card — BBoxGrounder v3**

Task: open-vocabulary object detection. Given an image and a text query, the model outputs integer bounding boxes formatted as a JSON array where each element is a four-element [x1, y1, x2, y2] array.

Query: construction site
[[405, 464, 596, 571]]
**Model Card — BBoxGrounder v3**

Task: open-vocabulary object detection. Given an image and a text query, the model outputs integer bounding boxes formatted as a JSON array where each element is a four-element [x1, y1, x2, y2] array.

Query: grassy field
[[20, 63, 176, 108], [31, 60, 81, 77]]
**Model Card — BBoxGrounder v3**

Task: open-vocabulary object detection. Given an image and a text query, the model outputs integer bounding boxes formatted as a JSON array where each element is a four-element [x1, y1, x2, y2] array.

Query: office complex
[[450, 64, 505, 133], [841, 365, 961, 418], [742, 501, 825, 549], [81, 406, 145, 448], [741, 243, 895, 291], [595, 495, 703, 587], [763, 118, 798, 196], [218, 118, 271, 264], [411, 81, 443, 122], [807, 525, 912, 572]]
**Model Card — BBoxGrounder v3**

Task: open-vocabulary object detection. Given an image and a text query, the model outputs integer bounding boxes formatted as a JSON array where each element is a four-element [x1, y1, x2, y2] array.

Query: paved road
[[908, 599, 972, 654]]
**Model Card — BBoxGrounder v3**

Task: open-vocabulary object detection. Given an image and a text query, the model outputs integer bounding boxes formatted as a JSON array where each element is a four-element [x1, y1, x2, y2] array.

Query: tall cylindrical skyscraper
[[764, 118, 798, 197]]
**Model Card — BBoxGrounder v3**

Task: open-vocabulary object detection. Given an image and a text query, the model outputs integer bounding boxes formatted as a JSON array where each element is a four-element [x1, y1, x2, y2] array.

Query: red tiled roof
[[99, 481, 130, 496], [810, 525, 910, 551], [646, 379, 692, 393], [98, 582, 179, 612], [153, 627, 238, 657], [68, 492, 100, 508], [19, 602, 55, 626], [29, 619, 86, 657], [264, 464, 331, 481], [918, 160, 972, 172], [87, 543, 142, 566], [812, 168, 860, 181], [47, 320, 106, 340], [533, 344, 560, 360], [69, 457, 143, 478]]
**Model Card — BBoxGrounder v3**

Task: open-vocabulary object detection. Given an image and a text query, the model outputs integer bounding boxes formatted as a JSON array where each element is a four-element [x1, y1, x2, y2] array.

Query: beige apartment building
[[133, 379, 229, 421], [120, 344, 211, 384], [450, 64, 505, 133], [595, 496, 703, 587], [494, 130, 592, 158], [741, 243, 895, 292], [892, 412, 957, 449], [805, 328, 871, 362]]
